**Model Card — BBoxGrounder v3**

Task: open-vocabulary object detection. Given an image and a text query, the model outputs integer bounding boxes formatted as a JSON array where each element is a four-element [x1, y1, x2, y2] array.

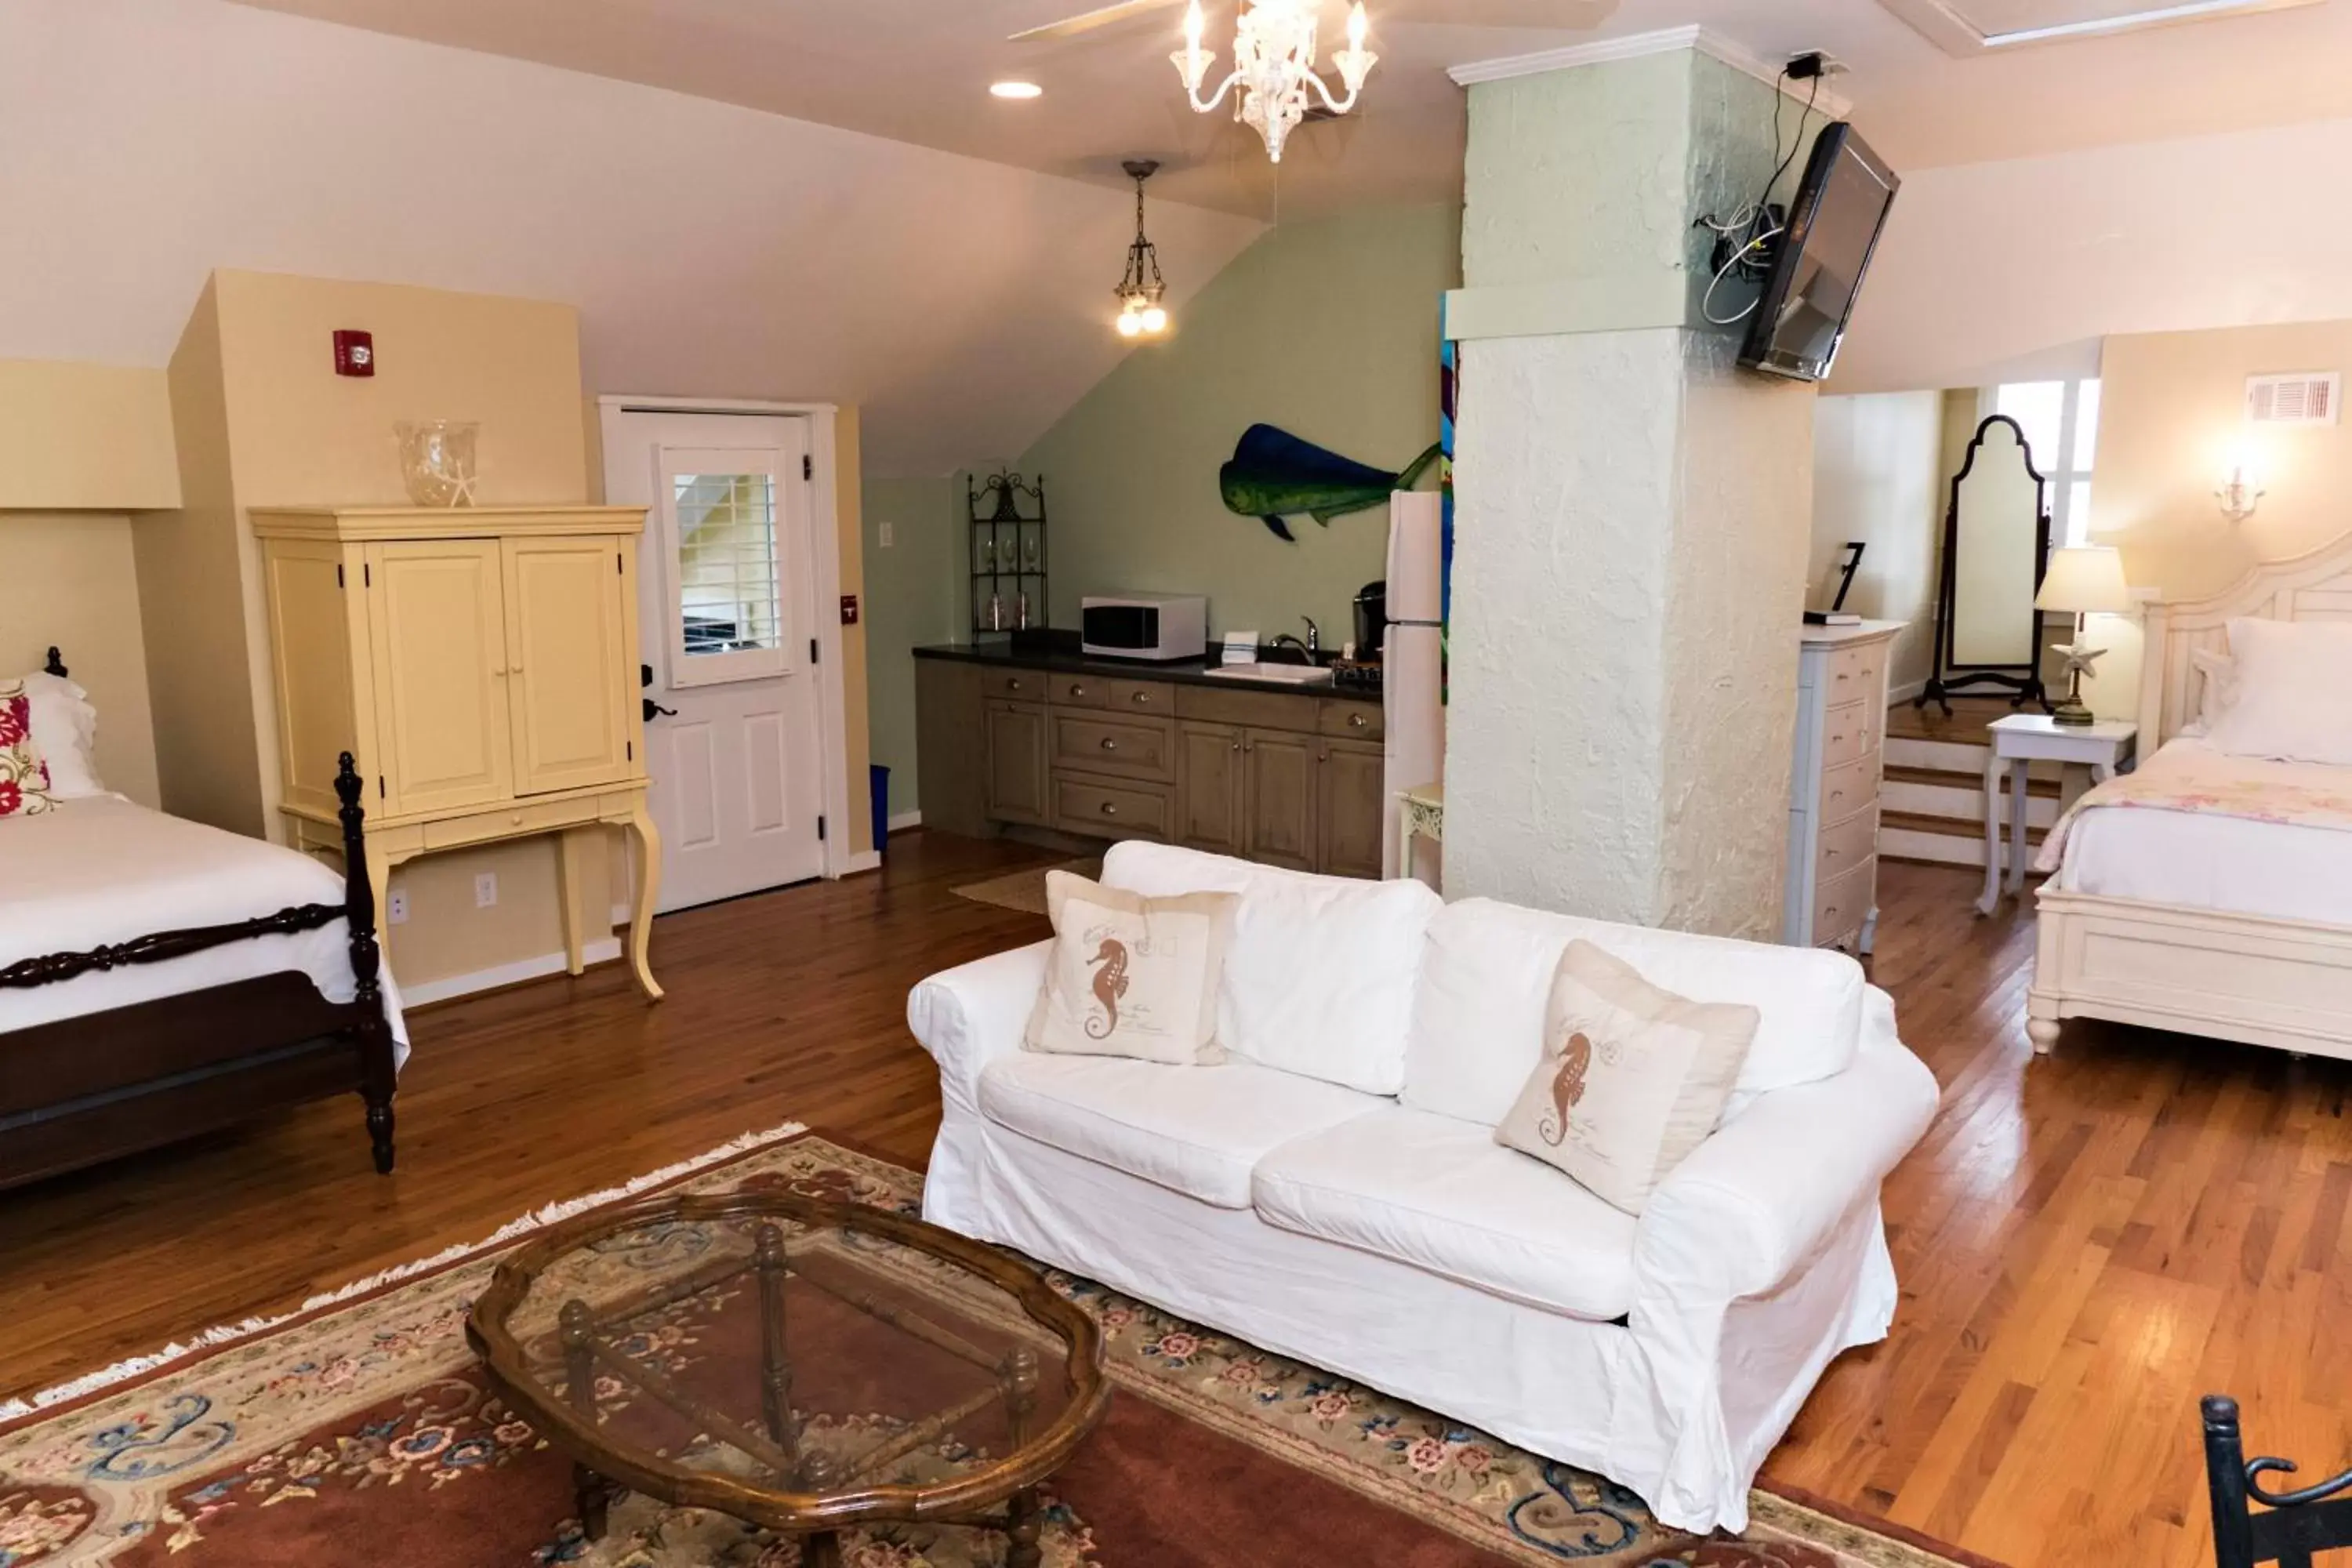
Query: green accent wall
[[862, 474, 962, 818], [1019, 201, 1460, 645]]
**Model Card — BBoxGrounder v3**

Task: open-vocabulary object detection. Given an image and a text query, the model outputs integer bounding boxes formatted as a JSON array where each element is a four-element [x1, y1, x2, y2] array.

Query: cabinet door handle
[[1100, 801, 1118, 816], [1230, 739, 1243, 753], [1100, 737, 1118, 751]]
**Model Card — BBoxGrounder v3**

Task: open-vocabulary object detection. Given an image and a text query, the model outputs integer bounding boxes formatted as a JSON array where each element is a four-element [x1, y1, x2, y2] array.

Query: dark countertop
[[914, 638, 1377, 699]]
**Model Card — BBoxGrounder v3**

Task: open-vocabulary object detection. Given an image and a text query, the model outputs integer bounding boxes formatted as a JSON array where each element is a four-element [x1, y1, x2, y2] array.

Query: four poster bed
[[0, 648, 405, 1189]]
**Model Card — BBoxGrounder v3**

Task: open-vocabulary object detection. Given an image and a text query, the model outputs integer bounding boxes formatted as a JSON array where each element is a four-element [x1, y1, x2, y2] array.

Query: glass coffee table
[[466, 1189, 1109, 1567]]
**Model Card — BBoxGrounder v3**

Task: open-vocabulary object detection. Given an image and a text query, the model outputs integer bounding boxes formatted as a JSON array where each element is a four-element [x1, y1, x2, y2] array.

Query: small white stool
[[1977, 713, 2136, 916]]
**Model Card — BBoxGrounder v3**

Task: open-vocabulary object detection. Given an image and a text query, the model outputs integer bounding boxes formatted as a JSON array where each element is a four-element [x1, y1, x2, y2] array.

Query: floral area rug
[[0, 1130, 1992, 1568]]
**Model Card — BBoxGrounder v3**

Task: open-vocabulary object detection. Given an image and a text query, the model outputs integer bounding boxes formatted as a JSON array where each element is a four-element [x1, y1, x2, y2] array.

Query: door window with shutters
[[659, 440, 806, 688]]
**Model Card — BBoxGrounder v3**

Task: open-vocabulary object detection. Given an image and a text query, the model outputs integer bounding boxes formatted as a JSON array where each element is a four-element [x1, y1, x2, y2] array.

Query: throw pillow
[[1025, 869, 1237, 1065], [1494, 939, 1760, 1215], [2205, 617, 2352, 766], [0, 681, 58, 819], [2187, 647, 2238, 735]]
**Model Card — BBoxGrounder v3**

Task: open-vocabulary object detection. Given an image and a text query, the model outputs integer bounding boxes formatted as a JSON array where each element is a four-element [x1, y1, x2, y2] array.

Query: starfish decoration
[[2058, 639, 2107, 680]]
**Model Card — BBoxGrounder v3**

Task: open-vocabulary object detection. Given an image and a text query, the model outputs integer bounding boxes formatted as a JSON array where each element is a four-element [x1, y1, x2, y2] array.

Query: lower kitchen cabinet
[[983, 701, 1050, 826], [1243, 728, 1319, 872], [1316, 738, 1387, 880], [1174, 722, 1248, 856]]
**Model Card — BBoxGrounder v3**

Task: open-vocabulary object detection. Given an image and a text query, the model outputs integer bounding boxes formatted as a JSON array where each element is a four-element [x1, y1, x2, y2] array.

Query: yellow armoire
[[252, 506, 663, 998]]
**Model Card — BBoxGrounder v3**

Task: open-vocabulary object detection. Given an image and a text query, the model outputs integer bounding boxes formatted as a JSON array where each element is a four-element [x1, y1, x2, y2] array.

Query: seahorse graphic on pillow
[[1538, 1030, 1593, 1146], [1086, 938, 1130, 1039]]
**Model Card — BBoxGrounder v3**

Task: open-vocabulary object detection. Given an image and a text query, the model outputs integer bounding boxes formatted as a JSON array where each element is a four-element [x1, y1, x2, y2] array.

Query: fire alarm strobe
[[333, 330, 375, 377]]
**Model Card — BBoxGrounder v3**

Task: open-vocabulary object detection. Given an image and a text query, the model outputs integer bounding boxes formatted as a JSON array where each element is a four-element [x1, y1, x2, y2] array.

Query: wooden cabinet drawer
[[1053, 712, 1174, 782], [1105, 677, 1174, 717], [1820, 752, 1878, 825], [1175, 684, 1316, 731], [1055, 775, 1171, 840], [1820, 700, 1878, 770], [1047, 671, 1110, 709], [1813, 856, 1875, 946], [980, 666, 1048, 702], [1318, 699, 1383, 742], [1824, 641, 1885, 704], [422, 794, 601, 850], [1817, 803, 1878, 881]]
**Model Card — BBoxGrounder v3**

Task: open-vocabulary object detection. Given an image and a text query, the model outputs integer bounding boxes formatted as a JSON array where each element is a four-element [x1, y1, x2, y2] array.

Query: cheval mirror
[[1918, 413, 2052, 715]]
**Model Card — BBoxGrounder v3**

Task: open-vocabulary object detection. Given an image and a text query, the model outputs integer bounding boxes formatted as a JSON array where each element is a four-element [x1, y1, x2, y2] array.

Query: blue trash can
[[870, 764, 891, 858]]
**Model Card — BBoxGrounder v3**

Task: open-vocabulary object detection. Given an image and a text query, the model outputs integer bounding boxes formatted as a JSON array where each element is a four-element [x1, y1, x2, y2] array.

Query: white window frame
[[1982, 378, 2100, 547]]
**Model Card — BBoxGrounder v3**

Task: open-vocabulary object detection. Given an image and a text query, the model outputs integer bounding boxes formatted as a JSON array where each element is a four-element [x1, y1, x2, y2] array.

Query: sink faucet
[[1267, 616, 1320, 664]]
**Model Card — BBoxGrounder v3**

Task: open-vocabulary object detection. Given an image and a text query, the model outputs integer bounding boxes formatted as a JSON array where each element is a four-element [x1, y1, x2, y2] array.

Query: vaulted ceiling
[[223, 0, 2352, 217]]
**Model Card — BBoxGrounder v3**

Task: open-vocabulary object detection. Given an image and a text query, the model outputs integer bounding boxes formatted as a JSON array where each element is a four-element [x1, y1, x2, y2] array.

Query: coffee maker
[[1352, 580, 1387, 660]]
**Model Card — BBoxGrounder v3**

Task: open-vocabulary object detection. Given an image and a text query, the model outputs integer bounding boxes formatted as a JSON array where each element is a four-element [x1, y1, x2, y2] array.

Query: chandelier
[[1114, 159, 1169, 339], [1172, 0, 1377, 165]]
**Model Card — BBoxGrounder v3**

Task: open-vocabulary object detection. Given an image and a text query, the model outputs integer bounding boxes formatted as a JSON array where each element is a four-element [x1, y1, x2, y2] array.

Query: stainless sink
[[1203, 662, 1334, 686]]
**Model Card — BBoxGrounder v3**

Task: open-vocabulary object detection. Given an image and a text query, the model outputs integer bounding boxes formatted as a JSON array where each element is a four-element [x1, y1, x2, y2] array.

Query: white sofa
[[907, 843, 1939, 1534]]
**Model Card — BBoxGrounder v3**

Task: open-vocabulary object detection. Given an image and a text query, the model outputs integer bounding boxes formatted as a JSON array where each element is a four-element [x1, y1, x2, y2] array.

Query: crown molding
[[1447, 24, 1853, 118]]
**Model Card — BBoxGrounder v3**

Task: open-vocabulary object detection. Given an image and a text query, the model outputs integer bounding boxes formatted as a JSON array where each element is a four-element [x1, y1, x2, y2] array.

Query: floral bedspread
[[2035, 742, 2352, 873]]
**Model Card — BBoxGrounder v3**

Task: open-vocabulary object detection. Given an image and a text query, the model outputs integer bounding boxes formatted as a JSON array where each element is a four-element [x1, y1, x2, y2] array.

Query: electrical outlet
[[387, 888, 408, 924], [878, 521, 895, 548], [474, 871, 498, 909]]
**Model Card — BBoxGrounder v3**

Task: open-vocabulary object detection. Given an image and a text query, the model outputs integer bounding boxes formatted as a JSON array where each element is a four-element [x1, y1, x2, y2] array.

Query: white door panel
[[604, 408, 826, 911]]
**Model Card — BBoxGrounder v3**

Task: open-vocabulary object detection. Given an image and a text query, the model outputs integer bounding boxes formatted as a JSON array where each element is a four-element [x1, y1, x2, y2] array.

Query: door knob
[[643, 697, 677, 722]]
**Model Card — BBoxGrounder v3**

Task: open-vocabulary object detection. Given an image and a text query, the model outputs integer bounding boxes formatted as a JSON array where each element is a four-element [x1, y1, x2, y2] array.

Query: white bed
[[1, 794, 408, 1056], [2056, 739, 2352, 929], [2030, 533, 2352, 1060]]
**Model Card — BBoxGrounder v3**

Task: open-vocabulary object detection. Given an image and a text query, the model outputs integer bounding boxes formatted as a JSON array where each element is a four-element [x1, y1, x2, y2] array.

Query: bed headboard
[[2137, 528, 2352, 745]]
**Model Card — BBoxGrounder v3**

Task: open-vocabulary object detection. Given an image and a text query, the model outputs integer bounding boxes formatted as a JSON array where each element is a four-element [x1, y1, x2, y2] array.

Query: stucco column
[[1441, 46, 1817, 938]]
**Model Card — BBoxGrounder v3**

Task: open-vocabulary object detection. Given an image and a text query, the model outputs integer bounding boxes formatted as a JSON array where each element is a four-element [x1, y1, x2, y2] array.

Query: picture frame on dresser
[[1786, 620, 1903, 955]]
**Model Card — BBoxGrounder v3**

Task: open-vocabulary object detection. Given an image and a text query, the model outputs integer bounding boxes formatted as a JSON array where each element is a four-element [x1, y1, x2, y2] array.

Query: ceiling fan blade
[[1377, 0, 1610, 26], [1007, 0, 1186, 42]]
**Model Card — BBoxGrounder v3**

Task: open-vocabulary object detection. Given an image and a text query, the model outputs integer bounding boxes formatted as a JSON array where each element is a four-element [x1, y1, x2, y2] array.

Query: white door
[[603, 409, 826, 912]]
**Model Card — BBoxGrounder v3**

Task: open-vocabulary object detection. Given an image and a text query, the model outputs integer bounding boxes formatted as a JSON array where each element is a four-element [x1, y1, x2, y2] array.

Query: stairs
[[1878, 697, 2065, 871]]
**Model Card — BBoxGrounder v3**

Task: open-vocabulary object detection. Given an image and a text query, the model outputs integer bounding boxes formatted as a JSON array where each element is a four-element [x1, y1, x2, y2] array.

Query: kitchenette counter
[[914, 640, 1367, 697]]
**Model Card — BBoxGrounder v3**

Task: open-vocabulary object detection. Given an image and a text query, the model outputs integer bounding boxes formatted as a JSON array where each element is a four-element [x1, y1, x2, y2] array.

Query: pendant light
[[1114, 159, 1170, 339]]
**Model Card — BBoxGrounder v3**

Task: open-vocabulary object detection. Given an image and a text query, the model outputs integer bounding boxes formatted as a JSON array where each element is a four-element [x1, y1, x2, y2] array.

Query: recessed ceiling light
[[989, 80, 1044, 100]]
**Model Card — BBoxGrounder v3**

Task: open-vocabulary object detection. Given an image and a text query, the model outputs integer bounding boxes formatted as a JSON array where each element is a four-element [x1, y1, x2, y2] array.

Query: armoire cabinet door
[[365, 539, 513, 815], [503, 535, 638, 795]]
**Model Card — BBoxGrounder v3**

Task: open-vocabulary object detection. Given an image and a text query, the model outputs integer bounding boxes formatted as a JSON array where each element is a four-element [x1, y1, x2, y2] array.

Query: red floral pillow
[[0, 680, 57, 818]]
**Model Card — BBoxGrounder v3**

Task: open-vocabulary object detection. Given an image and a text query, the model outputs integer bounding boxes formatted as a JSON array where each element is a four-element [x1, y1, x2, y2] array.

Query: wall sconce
[[2216, 458, 2264, 524]]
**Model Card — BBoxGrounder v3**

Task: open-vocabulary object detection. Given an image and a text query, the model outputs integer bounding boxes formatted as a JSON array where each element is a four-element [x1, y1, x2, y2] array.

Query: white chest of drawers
[[1785, 621, 1904, 954]]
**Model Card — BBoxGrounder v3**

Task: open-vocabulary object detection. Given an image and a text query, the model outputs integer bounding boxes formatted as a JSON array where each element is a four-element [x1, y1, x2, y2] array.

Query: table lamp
[[2034, 546, 2131, 727]]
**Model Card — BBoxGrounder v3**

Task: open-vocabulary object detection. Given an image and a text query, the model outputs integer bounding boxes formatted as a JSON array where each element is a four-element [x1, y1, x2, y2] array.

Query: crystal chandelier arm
[[1173, 54, 1243, 113], [1302, 67, 1364, 114]]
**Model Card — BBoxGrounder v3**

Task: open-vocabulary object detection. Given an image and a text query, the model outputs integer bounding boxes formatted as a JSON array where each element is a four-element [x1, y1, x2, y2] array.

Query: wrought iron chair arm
[[2247, 1457, 2352, 1508]]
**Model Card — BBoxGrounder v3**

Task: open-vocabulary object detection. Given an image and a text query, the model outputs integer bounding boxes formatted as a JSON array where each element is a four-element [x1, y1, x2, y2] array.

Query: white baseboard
[[840, 849, 884, 876], [887, 809, 923, 832], [401, 936, 623, 1007]]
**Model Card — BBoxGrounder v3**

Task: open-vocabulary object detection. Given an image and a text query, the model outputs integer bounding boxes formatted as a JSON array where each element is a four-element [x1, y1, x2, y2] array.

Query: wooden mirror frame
[[1918, 413, 2053, 717]]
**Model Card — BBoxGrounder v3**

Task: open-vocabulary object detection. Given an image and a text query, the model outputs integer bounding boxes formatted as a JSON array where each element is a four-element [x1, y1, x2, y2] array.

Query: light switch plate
[[474, 872, 498, 909], [878, 521, 895, 548]]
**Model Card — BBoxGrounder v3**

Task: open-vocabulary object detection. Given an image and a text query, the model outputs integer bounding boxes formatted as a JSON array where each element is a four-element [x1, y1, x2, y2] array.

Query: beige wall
[[861, 474, 963, 819], [0, 360, 179, 512], [1811, 392, 1947, 693], [2091, 319, 2352, 600], [0, 514, 161, 806]]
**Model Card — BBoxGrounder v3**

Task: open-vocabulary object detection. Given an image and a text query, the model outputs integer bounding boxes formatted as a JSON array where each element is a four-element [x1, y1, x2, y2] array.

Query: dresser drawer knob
[[511, 812, 524, 826], [1007, 677, 1024, 692]]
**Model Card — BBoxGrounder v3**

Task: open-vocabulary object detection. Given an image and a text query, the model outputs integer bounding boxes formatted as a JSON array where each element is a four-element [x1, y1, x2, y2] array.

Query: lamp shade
[[2036, 546, 2131, 615]]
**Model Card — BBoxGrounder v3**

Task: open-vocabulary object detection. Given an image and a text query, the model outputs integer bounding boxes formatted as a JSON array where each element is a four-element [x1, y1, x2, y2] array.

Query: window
[[657, 439, 804, 688], [1989, 378, 2100, 546]]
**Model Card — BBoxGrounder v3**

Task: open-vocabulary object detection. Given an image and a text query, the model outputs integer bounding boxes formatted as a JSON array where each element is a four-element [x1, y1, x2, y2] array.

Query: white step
[[1885, 735, 1987, 775], [1881, 822, 2046, 872], [1882, 775, 2061, 830]]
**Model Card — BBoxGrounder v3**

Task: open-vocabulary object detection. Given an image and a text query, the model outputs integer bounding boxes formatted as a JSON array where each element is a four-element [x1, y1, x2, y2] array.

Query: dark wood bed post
[[335, 752, 397, 1174], [43, 646, 67, 677]]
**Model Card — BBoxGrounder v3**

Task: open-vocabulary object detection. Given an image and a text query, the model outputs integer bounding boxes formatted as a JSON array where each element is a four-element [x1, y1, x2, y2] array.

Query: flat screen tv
[[1739, 122, 1899, 383]]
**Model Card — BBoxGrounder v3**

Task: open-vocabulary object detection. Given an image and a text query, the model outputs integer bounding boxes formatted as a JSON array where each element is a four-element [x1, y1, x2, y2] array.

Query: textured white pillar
[[1442, 48, 1817, 938]]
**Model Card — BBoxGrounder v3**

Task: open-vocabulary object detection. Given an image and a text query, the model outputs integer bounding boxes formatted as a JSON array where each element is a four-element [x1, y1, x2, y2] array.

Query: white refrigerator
[[1382, 490, 1444, 882]]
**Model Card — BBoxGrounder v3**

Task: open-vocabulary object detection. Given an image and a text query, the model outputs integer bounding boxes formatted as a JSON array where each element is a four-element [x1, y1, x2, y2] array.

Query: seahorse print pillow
[[1024, 870, 1238, 1065], [0, 681, 58, 819], [1494, 939, 1759, 1215]]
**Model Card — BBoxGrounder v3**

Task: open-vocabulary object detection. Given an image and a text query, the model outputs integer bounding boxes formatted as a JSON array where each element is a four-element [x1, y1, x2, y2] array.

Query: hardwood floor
[[6, 839, 2348, 1568]]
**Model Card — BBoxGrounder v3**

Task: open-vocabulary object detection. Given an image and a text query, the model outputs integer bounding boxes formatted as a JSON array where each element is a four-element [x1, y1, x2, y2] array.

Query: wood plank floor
[[8, 835, 2350, 1568]]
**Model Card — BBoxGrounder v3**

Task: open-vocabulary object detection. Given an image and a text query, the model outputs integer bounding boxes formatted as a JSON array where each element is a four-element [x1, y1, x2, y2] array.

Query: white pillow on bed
[[13, 671, 104, 797], [2205, 618, 2352, 766]]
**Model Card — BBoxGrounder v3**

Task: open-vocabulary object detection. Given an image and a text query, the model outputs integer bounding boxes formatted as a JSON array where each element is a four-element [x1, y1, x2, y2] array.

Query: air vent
[[2247, 372, 2340, 427]]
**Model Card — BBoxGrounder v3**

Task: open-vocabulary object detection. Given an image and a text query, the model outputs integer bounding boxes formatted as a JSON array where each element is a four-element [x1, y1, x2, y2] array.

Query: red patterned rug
[[0, 1128, 1996, 1567]]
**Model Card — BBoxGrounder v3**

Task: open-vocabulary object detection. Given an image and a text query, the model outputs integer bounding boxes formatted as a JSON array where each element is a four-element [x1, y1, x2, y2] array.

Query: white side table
[[1393, 782, 1443, 884], [1977, 715, 2136, 916]]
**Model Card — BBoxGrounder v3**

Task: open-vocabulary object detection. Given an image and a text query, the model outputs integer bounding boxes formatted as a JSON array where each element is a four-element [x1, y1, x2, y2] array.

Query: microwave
[[1080, 593, 1208, 662]]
